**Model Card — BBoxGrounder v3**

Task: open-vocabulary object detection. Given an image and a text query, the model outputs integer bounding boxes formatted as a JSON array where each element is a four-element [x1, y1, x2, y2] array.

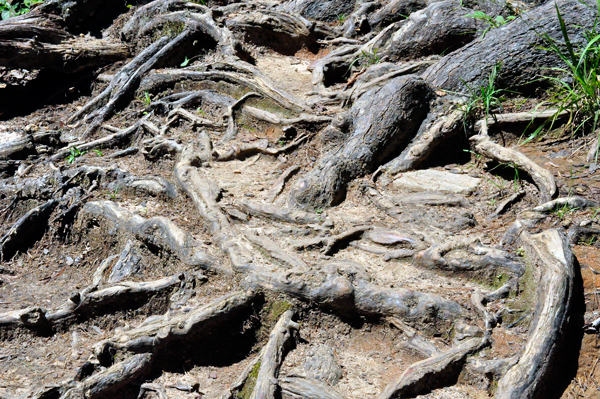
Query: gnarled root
[[471, 133, 557, 203], [290, 75, 434, 209], [378, 337, 488, 399], [495, 229, 580, 398], [250, 310, 298, 399]]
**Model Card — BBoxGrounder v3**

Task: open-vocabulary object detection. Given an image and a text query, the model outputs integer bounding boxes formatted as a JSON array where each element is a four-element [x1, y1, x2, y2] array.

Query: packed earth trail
[[0, 0, 599, 398]]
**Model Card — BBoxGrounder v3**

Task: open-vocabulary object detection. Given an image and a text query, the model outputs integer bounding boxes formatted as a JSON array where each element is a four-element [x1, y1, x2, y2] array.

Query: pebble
[[65, 257, 74, 266], [43, 249, 49, 255], [209, 371, 218, 379]]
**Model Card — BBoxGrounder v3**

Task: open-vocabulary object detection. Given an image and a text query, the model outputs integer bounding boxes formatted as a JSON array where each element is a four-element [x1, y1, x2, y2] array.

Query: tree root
[[215, 133, 309, 161], [0, 273, 183, 329], [80, 201, 216, 270], [244, 231, 309, 270], [0, 198, 59, 262], [223, 92, 262, 142], [242, 106, 331, 127], [250, 310, 298, 399], [280, 376, 344, 399], [533, 196, 599, 213], [471, 133, 557, 203], [415, 237, 524, 275], [290, 75, 434, 208], [49, 121, 142, 161], [496, 229, 579, 398], [268, 165, 300, 201], [140, 63, 310, 113], [293, 226, 371, 256], [176, 144, 254, 270], [378, 337, 488, 399], [238, 200, 323, 224], [245, 265, 464, 324], [381, 98, 465, 174], [93, 290, 258, 360]]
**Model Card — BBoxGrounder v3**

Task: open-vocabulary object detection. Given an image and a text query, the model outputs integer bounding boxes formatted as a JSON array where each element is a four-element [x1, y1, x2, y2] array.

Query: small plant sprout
[[465, 11, 516, 38], [93, 149, 103, 157], [142, 91, 152, 106], [180, 56, 190, 67], [196, 107, 206, 116], [109, 187, 119, 200], [349, 48, 381, 71], [315, 208, 323, 214], [461, 62, 513, 123], [552, 203, 579, 220], [337, 14, 347, 25], [66, 147, 86, 164]]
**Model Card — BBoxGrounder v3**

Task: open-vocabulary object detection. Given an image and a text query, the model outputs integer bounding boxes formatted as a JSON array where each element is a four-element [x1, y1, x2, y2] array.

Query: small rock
[[43, 249, 49, 255], [580, 219, 593, 227], [209, 371, 218, 379], [393, 169, 481, 195], [65, 257, 74, 266]]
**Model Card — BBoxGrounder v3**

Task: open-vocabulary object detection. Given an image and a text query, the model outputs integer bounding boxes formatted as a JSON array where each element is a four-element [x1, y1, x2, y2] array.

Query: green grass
[[461, 62, 512, 122], [0, 0, 43, 20], [465, 10, 516, 38], [66, 147, 86, 164], [523, 2, 600, 150], [349, 48, 381, 71]]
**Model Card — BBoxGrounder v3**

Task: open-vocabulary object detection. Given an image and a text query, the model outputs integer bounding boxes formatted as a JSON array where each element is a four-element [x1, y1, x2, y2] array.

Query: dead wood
[[471, 134, 557, 203], [496, 229, 578, 398], [0, 37, 128, 73], [378, 337, 488, 399], [533, 196, 599, 213], [474, 109, 569, 131], [250, 310, 298, 399]]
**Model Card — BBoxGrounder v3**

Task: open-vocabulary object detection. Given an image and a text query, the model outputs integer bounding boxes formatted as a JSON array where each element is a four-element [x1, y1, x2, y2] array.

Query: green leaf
[[180, 56, 190, 67]]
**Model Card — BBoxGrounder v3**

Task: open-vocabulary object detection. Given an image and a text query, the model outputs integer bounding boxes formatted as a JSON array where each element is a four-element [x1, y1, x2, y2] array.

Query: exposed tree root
[[0, 273, 183, 330], [379, 337, 488, 399], [215, 133, 309, 161], [381, 98, 465, 174], [238, 200, 323, 224], [471, 133, 557, 203], [245, 265, 464, 324], [280, 376, 344, 399], [176, 144, 254, 270], [290, 75, 434, 208], [80, 201, 216, 270], [293, 226, 371, 256], [268, 165, 301, 201], [0, 198, 58, 261], [93, 290, 258, 359], [250, 310, 298, 399], [496, 229, 579, 398]]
